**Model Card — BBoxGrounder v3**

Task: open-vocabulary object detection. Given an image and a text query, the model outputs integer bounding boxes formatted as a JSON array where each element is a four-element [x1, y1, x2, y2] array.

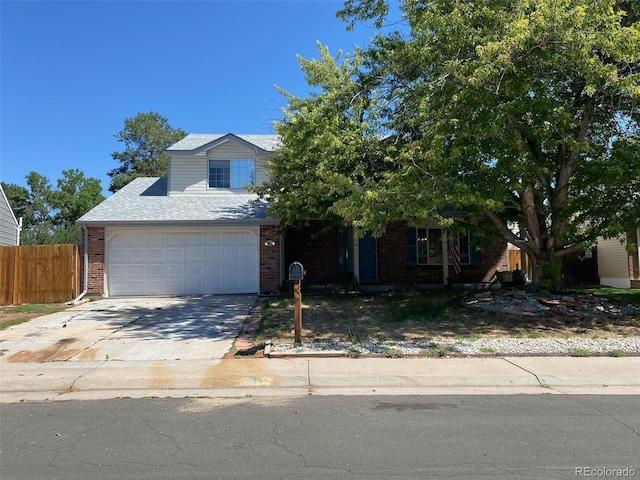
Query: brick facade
[[259, 225, 281, 293], [82, 226, 105, 296], [284, 221, 508, 288], [284, 222, 352, 286]]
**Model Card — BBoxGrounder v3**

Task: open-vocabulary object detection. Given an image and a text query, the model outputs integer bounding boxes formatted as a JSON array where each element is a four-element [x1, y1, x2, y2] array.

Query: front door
[[359, 232, 377, 280]]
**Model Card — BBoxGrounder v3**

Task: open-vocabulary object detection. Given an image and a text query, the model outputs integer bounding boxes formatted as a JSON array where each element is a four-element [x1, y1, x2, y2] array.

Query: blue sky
[[1, 0, 390, 196]]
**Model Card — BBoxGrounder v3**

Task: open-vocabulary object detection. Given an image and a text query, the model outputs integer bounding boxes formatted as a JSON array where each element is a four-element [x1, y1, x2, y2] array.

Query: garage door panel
[[167, 264, 184, 277], [129, 250, 146, 262], [167, 234, 182, 245], [148, 265, 165, 277], [149, 234, 163, 245], [148, 249, 165, 261], [186, 248, 202, 261], [167, 249, 184, 261], [107, 229, 259, 296]]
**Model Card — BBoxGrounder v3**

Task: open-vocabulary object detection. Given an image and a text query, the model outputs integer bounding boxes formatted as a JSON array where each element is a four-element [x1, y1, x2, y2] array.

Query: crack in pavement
[[501, 358, 563, 393]]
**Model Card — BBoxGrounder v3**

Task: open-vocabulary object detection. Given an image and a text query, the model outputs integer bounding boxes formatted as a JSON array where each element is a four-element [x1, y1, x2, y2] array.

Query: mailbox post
[[288, 262, 305, 345]]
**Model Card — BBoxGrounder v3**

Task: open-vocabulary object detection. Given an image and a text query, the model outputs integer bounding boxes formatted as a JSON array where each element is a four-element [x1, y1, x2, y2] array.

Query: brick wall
[[283, 220, 508, 287], [82, 226, 105, 296], [260, 225, 281, 293], [377, 221, 508, 285], [284, 222, 351, 286]]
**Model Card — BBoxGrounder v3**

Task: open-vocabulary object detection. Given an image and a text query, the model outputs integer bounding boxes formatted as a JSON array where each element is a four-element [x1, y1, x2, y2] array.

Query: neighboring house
[[77, 133, 508, 297], [597, 230, 640, 289], [0, 184, 21, 246]]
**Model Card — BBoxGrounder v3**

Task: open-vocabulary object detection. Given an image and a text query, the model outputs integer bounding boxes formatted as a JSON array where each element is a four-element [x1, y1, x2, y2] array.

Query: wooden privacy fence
[[507, 248, 598, 286], [0, 244, 80, 305], [508, 249, 529, 272]]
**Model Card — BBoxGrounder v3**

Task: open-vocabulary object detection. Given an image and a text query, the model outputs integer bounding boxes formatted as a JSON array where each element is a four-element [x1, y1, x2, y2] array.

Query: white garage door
[[106, 227, 259, 296]]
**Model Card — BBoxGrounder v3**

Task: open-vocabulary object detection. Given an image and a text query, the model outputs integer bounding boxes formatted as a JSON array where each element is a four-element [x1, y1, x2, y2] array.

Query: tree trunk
[[528, 252, 564, 293]]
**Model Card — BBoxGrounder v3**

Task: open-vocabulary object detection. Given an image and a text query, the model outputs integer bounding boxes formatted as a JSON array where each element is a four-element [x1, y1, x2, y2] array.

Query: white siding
[[168, 156, 207, 195], [207, 142, 255, 161], [597, 235, 631, 288], [0, 185, 20, 246], [168, 141, 272, 196]]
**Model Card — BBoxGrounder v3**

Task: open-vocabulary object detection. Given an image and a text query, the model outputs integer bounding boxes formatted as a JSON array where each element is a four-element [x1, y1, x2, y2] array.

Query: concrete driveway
[[0, 295, 257, 363]]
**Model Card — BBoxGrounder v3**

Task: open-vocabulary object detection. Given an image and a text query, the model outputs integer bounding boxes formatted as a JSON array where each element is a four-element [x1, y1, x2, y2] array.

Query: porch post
[[353, 226, 360, 283], [442, 230, 449, 285]]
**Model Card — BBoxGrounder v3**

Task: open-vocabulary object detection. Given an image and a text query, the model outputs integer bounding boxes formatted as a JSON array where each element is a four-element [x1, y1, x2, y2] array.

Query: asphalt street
[[1, 395, 638, 480]]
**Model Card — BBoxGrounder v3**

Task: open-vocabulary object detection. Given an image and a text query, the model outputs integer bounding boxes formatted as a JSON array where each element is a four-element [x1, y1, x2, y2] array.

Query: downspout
[[67, 224, 88, 304], [16, 217, 22, 245]]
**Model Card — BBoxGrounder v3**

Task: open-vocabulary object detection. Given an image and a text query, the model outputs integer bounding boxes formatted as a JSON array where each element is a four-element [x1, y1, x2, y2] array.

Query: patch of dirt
[[0, 304, 68, 328], [260, 290, 640, 344]]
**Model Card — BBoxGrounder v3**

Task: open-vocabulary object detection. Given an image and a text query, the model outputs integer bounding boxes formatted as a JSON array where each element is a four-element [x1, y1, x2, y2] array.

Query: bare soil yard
[[257, 289, 640, 345]]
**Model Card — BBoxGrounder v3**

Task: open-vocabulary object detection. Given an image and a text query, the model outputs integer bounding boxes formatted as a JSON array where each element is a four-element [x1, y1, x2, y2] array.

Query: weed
[[528, 331, 545, 339], [609, 349, 625, 357], [571, 348, 592, 357], [0, 304, 67, 315], [0, 317, 32, 330], [382, 348, 404, 358], [479, 347, 497, 354], [422, 346, 452, 357], [456, 334, 480, 342]]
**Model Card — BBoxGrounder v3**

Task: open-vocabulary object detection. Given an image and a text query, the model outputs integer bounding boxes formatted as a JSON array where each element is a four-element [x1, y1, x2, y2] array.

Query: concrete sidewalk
[[2, 356, 639, 402]]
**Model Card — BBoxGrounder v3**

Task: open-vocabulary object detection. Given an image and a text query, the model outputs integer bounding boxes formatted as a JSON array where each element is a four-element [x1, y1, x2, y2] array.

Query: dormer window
[[208, 159, 255, 189]]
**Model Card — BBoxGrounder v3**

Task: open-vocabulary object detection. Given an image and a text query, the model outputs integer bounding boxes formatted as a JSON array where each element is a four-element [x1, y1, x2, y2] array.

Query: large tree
[[2, 170, 104, 245], [108, 111, 186, 193], [254, 0, 640, 290]]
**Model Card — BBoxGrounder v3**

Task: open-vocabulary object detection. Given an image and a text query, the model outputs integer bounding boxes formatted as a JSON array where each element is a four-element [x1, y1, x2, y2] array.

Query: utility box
[[288, 262, 305, 281]]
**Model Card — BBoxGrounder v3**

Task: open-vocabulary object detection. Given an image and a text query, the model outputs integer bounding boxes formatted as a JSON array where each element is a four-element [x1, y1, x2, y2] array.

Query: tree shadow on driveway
[[69, 295, 257, 342]]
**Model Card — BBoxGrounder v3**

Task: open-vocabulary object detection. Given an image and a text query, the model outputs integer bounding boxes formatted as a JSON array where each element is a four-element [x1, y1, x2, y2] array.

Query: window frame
[[207, 159, 255, 189], [416, 227, 471, 266]]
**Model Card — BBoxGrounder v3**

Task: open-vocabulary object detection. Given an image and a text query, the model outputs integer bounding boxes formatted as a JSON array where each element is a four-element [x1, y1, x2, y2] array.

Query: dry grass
[[257, 289, 640, 344], [0, 303, 68, 330]]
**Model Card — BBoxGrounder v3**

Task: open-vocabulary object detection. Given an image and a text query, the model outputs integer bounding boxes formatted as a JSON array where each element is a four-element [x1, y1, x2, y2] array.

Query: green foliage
[[258, 0, 640, 290], [108, 111, 186, 193], [2, 170, 104, 245], [580, 288, 640, 306], [571, 348, 592, 357]]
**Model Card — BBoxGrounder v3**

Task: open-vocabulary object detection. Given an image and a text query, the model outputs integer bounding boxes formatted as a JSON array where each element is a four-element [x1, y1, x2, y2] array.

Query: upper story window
[[208, 159, 255, 189], [416, 227, 470, 265]]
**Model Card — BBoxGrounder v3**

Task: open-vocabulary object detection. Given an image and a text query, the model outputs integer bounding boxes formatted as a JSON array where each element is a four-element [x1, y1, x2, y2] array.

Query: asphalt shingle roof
[[77, 178, 277, 225], [167, 133, 280, 152]]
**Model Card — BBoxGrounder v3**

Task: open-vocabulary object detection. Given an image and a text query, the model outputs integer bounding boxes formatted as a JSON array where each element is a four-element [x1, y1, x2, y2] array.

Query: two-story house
[[78, 133, 508, 297], [77, 134, 281, 297]]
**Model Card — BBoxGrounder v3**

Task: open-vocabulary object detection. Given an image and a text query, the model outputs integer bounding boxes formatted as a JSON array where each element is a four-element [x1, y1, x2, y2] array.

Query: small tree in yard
[[253, 0, 640, 291]]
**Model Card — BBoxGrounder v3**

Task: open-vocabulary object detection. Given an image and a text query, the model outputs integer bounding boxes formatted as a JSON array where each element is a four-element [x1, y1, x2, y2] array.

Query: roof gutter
[[77, 219, 281, 228], [67, 224, 88, 305]]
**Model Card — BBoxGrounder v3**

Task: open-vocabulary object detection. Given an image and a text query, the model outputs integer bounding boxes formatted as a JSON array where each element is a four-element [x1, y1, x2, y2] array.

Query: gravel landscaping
[[263, 289, 640, 357], [268, 336, 640, 357]]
